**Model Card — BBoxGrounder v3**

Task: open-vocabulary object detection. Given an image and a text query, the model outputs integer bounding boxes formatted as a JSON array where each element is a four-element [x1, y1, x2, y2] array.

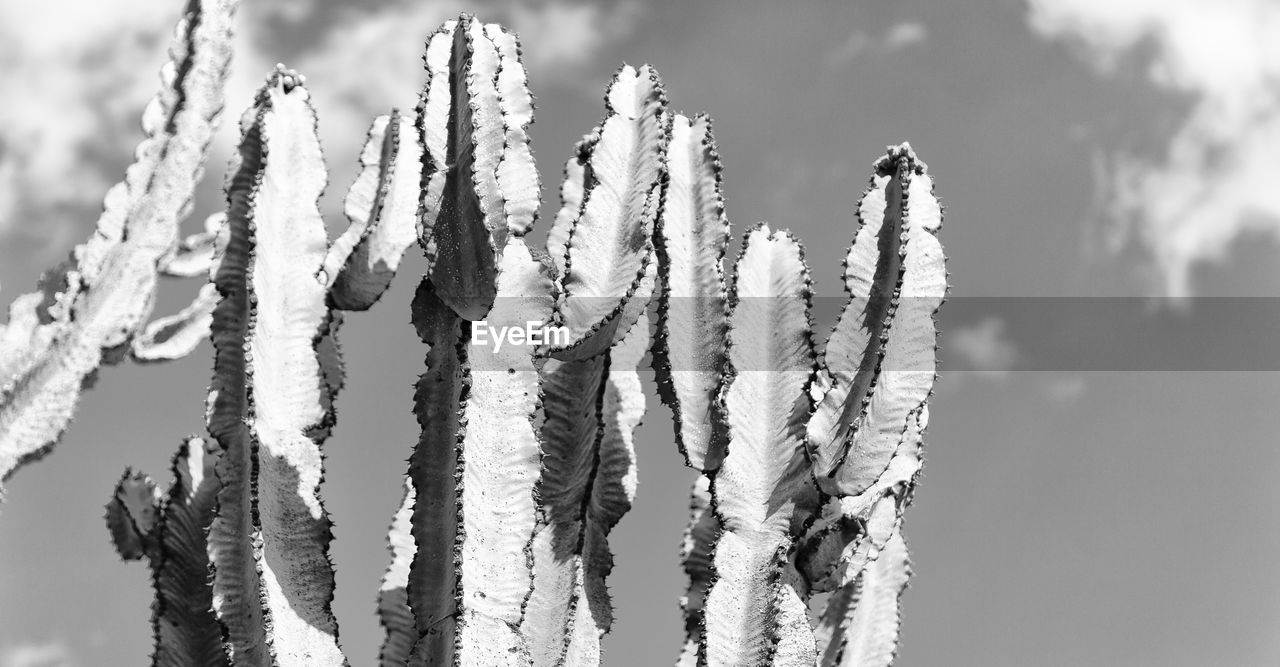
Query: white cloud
[[827, 21, 928, 69], [1027, 0, 1280, 296], [0, 641, 76, 667], [947, 317, 1019, 379], [0, 0, 174, 245]]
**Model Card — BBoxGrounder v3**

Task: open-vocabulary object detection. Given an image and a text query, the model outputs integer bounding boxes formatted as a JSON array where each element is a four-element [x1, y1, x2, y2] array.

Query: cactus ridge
[[201, 70, 350, 667], [404, 280, 467, 665], [485, 23, 540, 237], [701, 224, 820, 666], [326, 112, 424, 312], [651, 113, 732, 474], [552, 64, 669, 358], [675, 474, 719, 667], [105, 436, 229, 667]]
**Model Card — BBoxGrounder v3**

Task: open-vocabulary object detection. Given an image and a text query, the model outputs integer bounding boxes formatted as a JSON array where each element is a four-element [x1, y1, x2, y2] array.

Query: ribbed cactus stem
[[808, 144, 944, 497], [563, 316, 649, 663], [702, 224, 819, 666], [204, 68, 347, 667], [403, 280, 466, 666], [325, 113, 423, 311], [652, 113, 731, 473], [650, 112, 734, 665], [523, 353, 609, 666], [105, 436, 228, 667], [416, 16, 541, 322], [551, 64, 668, 359], [0, 0, 239, 498], [405, 239, 554, 665], [376, 479, 419, 667], [675, 474, 718, 667], [796, 144, 945, 665]]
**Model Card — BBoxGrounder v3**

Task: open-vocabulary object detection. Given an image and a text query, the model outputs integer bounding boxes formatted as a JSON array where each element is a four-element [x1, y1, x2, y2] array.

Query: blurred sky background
[[2, 0, 1280, 665]]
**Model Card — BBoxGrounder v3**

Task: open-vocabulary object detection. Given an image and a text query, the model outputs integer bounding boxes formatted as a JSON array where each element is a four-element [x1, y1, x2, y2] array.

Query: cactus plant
[[0, 4, 948, 665], [105, 436, 227, 667], [653, 142, 946, 666]]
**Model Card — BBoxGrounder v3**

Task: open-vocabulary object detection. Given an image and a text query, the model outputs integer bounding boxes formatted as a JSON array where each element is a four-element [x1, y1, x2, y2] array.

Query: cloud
[[1026, 0, 1280, 297], [0, 0, 174, 248], [0, 641, 76, 667], [947, 317, 1019, 379], [827, 21, 928, 69]]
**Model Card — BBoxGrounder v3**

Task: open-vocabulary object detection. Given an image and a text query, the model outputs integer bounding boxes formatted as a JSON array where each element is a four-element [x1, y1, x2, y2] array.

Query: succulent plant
[[0, 5, 947, 666]]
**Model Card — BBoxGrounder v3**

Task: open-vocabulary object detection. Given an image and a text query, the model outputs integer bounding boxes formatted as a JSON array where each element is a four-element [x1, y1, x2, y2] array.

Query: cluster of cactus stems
[[0, 4, 947, 666]]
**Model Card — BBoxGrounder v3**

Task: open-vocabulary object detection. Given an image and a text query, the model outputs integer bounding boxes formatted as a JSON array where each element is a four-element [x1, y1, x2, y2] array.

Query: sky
[[2, 0, 1280, 665]]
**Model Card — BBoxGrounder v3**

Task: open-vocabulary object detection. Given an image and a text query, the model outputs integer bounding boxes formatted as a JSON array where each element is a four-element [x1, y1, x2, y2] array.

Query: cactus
[[105, 437, 227, 667], [0, 0, 239, 496], [0, 7, 955, 665], [654, 142, 946, 666], [701, 224, 821, 665]]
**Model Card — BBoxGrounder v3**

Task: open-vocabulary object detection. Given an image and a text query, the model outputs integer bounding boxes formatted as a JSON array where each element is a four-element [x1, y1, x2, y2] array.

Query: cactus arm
[[455, 238, 553, 665], [0, 0, 238, 490], [406, 237, 552, 665], [404, 280, 466, 665], [326, 113, 423, 311], [796, 412, 922, 593], [485, 24, 540, 236], [523, 269, 654, 665], [240, 73, 345, 667], [377, 479, 419, 667], [675, 474, 718, 667], [416, 21, 456, 272], [105, 437, 228, 667], [824, 528, 910, 667], [0, 295, 55, 398], [771, 565, 818, 666], [523, 354, 608, 666], [134, 212, 229, 362], [204, 92, 265, 667], [546, 138, 591, 280], [652, 113, 731, 473], [419, 16, 530, 321], [106, 469, 163, 561], [205, 70, 346, 667], [152, 436, 230, 667], [553, 65, 668, 356], [161, 213, 226, 278], [564, 315, 649, 662], [809, 145, 944, 497], [422, 18, 498, 321], [805, 152, 904, 482], [703, 224, 819, 666], [131, 283, 220, 362]]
